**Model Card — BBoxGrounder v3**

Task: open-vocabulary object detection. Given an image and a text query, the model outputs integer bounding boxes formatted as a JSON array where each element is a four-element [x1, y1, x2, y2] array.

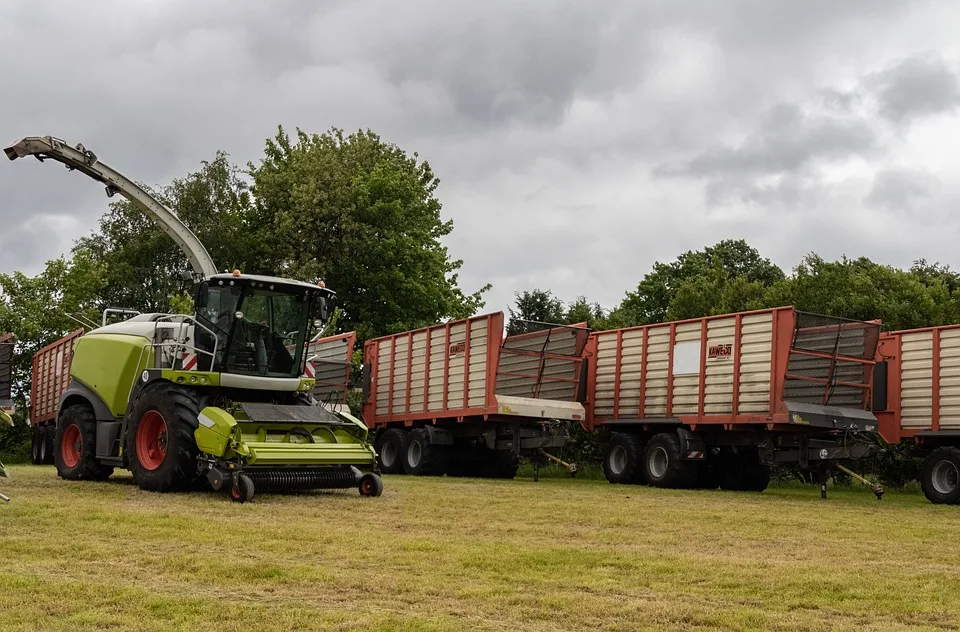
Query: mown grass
[[0, 466, 958, 631]]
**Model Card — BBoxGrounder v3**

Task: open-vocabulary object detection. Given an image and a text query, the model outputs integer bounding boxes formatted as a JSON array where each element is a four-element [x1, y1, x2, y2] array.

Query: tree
[[507, 289, 567, 335], [762, 254, 960, 331], [249, 126, 489, 341], [615, 239, 784, 325]]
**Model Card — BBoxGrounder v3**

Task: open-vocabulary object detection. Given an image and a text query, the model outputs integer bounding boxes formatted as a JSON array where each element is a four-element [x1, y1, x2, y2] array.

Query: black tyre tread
[[402, 428, 448, 476], [920, 446, 960, 505], [31, 427, 42, 465], [375, 428, 406, 474], [125, 382, 202, 492], [718, 449, 770, 492], [693, 461, 721, 490], [43, 427, 55, 464], [476, 451, 520, 479], [644, 432, 697, 489], [603, 432, 645, 485], [54, 404, 113, 481]]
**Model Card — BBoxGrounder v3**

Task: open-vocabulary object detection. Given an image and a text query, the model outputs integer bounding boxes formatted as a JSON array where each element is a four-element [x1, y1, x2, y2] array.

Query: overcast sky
[[2, 1, 960, 316]]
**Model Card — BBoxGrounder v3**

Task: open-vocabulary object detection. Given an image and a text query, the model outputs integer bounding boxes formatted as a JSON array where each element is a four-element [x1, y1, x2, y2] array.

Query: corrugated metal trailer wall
[[586, 307, 879, 428], [30, 330, 83, 425], [874, 324, 960, 442], [0, 333, 13, 408], [306, 331, 356, 404]]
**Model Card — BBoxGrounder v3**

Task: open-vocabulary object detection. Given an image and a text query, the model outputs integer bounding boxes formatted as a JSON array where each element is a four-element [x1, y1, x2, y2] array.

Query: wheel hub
[[408, 441, 422, 468], [609, 445, 627, 475], [382, 441, 397, 467], [931, 459, 959, 495], [61, 424, 82, 468], [136, 410, 169, 471], [650, 446, 668, 479]]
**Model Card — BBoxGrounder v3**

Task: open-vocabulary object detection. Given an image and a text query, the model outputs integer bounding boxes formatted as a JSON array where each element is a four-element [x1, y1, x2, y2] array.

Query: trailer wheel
[[126, 382, 202, 492], [53, 405, 113, 481], [43, 426, 56, 464], [477, 451, 520, 479], [643, 433, 697, 489], [921, 447, 960, 504], [31, 427, 44, 465], [402, 428, 448, 476], [375, 428, 406, 474], [603, 432, 644, 484], [718, 449, 770, 492]]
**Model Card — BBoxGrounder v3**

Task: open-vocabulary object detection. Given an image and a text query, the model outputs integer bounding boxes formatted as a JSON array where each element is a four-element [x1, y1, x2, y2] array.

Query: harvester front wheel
[[359, 473, 384, 497], [126, 383, 201, 492], [374, 428, 406, 474], [54, 405, 113, 481], [230, 474, 254, 503]]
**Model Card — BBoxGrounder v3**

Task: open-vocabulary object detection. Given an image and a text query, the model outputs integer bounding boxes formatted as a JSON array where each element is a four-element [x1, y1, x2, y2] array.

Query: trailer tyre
[[31, 427, 44, 465], [54, 404, 113, 481], [603, 432, 645, 484], [126, 382, 202, 492], [375, 428, 406, 474], [921, 447, 960, 504], [43, 426, 56, 464], [477, 451, 520, 479], [402, 428, 448, 476], [643, 433, 697, 489], [718, 449, 770, 492]]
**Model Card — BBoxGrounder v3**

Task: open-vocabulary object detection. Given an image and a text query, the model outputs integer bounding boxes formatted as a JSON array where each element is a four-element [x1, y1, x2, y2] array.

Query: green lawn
[[0, 466, 957, 631]]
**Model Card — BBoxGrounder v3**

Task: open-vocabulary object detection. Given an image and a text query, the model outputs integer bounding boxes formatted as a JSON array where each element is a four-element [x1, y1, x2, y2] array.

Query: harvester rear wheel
[[374, 428, 406, 474], [54, 405, 113, 481], [126, 382, 201, 492], [402, 428, 448, 475], [359, 473, 384, 497], [603, 432, 645, 484]]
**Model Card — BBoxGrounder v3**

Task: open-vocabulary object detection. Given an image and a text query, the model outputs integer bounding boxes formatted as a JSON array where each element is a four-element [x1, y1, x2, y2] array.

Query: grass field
[[1, 466, 959, 632]]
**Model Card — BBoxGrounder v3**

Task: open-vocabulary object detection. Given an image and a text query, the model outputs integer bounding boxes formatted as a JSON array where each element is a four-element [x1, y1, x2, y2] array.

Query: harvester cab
[[4, 136, 382, 502]]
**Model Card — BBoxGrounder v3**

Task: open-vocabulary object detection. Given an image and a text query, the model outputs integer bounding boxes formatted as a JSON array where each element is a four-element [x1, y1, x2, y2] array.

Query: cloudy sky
[[2, 1, 960, 315]]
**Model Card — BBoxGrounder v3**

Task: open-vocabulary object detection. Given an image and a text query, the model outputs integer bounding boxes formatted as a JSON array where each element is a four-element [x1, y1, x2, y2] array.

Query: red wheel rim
[[231, 485, 242, 500], [136, 411, 168, 471], [61, 424, 81, 468], [360, 478, 374, 495]]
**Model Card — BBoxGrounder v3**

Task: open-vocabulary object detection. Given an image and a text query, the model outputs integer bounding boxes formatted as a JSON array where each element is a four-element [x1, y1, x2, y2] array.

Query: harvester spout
[[3, 136, 218, 278]]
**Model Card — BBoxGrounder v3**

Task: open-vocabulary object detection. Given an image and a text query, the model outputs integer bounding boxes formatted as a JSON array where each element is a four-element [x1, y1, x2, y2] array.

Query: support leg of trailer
[[817, 468, 828, 500]]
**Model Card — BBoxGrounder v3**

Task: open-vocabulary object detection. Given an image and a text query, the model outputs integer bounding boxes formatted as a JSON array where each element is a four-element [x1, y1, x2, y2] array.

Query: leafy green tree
[[616, 239, 785, 325], [507, 289, 568, 334], [249, 126, 488, 341], [761, 254, 960, 331]]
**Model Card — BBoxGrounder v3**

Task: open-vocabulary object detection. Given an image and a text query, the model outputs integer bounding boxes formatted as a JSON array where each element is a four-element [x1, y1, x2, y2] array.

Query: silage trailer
[[584, 306, 883, 495], [359, 312, 590, 478], [873, 325, 960, 504]]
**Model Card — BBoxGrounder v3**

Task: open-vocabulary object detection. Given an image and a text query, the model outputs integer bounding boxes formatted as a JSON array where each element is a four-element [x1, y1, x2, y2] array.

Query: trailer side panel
[[30, 330, 83, 425]]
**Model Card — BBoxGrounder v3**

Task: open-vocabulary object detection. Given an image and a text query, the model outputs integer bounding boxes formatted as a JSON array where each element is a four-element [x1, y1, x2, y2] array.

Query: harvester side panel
[[586, 307, 880, 430], [30, 330, 83, 425], [874, 324, 960, 442]]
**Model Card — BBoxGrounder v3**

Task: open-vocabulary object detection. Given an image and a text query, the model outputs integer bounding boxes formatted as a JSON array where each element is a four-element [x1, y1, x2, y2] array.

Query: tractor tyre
[[603, 432, 645, 484], [920, 447, 960, 504], [375, 428, 406, 474], [402, 428, 448, 476], [126, 382, 202, 492], [643, 432, 697, 489], [54, 405, 113, 481]]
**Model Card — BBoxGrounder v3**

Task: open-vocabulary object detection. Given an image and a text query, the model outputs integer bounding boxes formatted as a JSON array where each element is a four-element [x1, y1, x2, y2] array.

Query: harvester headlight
[[190, 376, 197, 384]]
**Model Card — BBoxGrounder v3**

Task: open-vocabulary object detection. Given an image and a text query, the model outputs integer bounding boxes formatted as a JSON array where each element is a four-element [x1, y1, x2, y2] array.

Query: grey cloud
[[865, 167, 940, 211], [1, 0, 959, 315], [868, 55, 960, 124]]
